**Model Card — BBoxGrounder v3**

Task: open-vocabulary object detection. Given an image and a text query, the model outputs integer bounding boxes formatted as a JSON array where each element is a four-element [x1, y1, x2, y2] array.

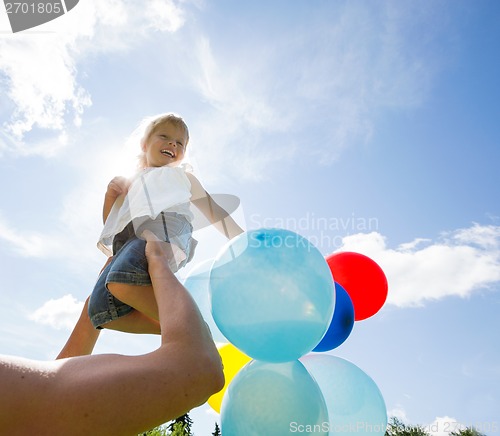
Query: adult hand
[[142, 230, 172, 261]]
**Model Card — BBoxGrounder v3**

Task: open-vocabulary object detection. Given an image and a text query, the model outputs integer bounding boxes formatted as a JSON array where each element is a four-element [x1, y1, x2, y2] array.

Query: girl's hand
[[102, 176, 130, 224], [106, 176, 130, 199]]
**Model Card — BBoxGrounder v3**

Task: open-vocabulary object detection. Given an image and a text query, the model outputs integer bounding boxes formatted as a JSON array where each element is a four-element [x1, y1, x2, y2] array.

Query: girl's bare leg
[[57, 299, 161, 359], [106, 282, 159, 319], [104, 310, 161, 334], [56, 297, 100, 359], [57, 259, 162, 359], [1, 236, 224, 435]]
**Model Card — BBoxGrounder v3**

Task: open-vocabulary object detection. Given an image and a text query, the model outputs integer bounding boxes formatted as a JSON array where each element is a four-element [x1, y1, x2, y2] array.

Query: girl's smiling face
[[141, 121, 188, 167]]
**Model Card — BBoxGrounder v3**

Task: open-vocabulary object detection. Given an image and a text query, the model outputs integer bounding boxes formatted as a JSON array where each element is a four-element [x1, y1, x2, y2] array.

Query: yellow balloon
[[208, 343, 252, 413]]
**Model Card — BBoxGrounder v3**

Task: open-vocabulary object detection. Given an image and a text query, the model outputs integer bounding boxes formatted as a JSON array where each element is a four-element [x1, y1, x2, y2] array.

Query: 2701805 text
[[5, 2, 62, 14]]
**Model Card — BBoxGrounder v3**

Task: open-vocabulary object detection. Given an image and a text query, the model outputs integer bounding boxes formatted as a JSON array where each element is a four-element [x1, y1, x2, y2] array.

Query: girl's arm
[[186, 173, 244, 239], [102, 176, 130, 224]]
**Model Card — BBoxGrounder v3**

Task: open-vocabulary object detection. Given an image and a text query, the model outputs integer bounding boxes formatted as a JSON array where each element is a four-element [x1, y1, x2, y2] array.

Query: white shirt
[[97, 165, 193, 256]]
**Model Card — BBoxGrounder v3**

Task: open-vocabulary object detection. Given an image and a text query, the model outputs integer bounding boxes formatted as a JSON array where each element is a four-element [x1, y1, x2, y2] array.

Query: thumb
[[141, 229, 161, 242]]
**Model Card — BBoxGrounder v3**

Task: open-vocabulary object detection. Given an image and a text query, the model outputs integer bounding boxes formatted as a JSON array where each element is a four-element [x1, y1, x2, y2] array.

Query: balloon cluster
[[182, 228, 388, 435]]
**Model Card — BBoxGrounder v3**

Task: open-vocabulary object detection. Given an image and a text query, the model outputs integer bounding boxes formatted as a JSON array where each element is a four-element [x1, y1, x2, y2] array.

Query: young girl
[[58, 113, 244, 358]]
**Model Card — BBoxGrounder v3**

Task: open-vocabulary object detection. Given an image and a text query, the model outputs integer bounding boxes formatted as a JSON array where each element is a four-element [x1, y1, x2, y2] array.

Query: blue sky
[[1, 0, 500, 434]]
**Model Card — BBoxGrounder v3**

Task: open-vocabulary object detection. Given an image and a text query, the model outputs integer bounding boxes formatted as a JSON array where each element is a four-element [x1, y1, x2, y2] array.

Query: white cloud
[[286, 1, 451, 164], [0, 194, 102, 272], [426, 416, 463, 436], [0, 0, 187, 155], [0, 122, 144, 266], [1, 0, 454, 181], [387, 412, 464, 436], [336, 224, 500, 307], [387, 405, 408, 422], [0, 213, 63, 257], [193, 37, 288, 131], [145, 0, 185, 32], [184, 1, 454, 181], [185, 36, 294, 183], [29, 294, 84, 330], [453, 224, 500, 249], [0, 31, 92, 139], [461, 352, 500, 380]]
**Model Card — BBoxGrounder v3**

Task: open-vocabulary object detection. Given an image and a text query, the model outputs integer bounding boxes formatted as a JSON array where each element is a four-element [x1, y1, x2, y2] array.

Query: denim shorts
[[88, 212, 196, 329]]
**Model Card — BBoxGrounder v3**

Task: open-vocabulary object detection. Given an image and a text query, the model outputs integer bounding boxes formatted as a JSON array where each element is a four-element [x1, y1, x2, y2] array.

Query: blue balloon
[[182, 259, 228, 344], [210, 228, 335, 362], [221, 360, 329, 435], [313, 283, 354, 352], [301, 355, 387, 436]]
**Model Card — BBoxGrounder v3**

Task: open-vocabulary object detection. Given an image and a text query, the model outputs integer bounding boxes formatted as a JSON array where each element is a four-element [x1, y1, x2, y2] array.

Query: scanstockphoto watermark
[[290, 421, 388, 433], [418, 420, 499, 434], [3, 0, 80, 33], [249, 212, 380, 250]]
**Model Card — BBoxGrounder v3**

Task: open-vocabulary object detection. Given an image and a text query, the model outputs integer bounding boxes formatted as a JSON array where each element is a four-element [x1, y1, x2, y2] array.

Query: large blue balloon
[[182, 259, 227, 344], [301, 355, 387, 436], [221, 360, 329, 435], [210, 228, 335, 362], [313, 283, 354, 352]]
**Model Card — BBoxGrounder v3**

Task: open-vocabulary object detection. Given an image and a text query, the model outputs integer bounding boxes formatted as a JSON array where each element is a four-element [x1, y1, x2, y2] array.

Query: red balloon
[[326, 252, 388, 321]]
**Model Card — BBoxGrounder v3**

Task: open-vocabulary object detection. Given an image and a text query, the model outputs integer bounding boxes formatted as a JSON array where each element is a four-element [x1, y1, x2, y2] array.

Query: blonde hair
[[136, 113, 190, 169]]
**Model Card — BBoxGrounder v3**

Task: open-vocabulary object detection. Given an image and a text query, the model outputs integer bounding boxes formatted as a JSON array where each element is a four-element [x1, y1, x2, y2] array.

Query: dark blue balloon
[[313, 283, 354, 352]]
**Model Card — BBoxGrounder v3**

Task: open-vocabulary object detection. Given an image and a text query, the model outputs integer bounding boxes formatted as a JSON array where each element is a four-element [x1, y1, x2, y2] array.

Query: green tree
[[450, 427, 486, 436], [166, 413, 193, 436], [385, 417, 429, 436], [212, 422, 221, 436], [139, 425, 169, 436]]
